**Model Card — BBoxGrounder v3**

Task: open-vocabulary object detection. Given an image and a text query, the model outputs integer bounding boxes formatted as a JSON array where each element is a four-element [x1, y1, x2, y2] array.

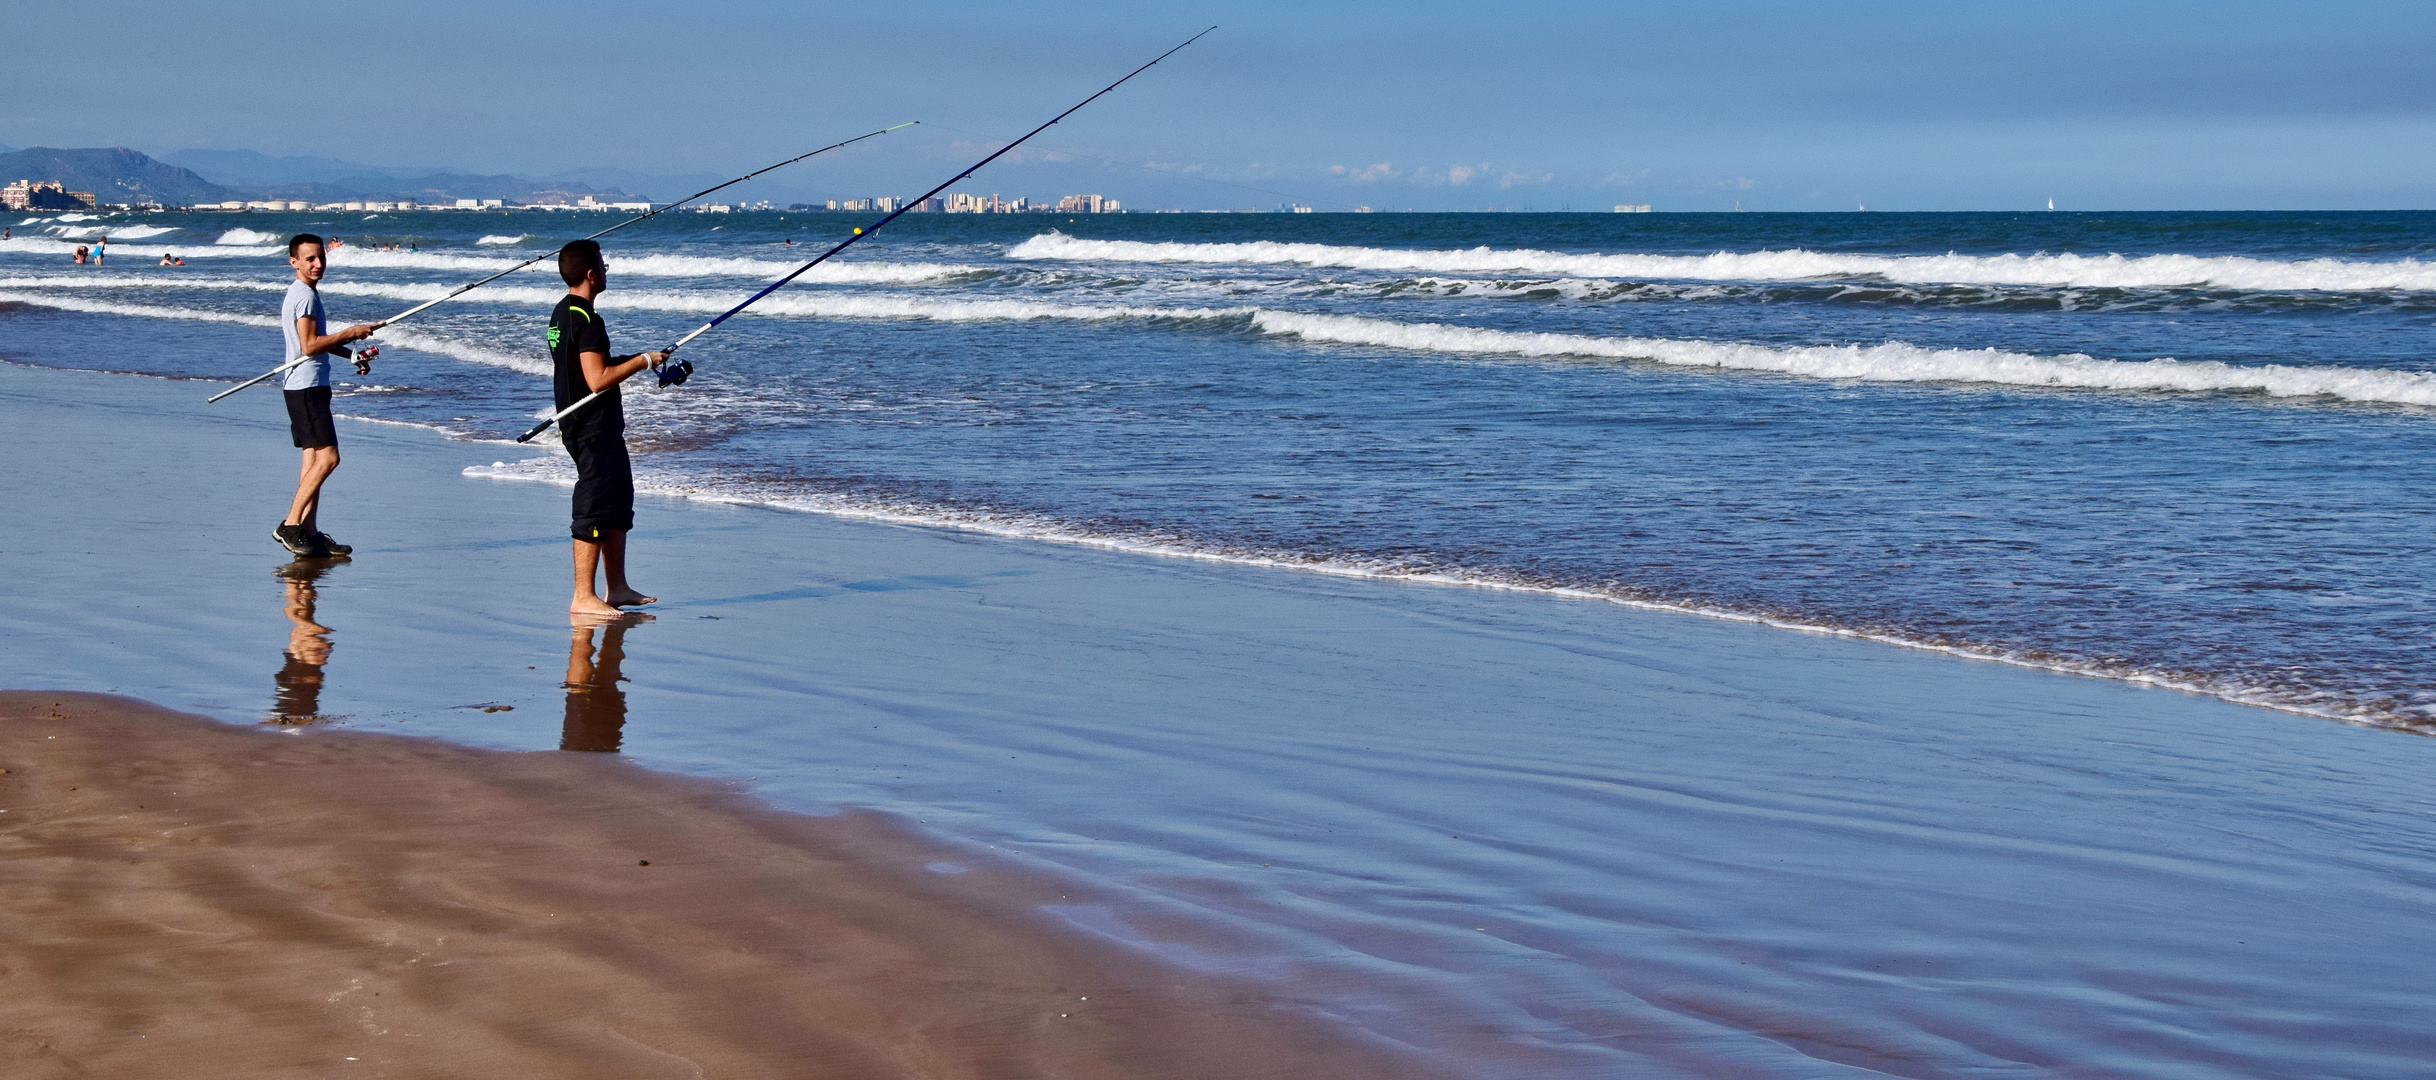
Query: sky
[[5, 0, 2432, 211]]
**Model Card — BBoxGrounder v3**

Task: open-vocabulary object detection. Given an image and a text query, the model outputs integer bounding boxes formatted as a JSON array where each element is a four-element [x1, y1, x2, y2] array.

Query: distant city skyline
[[4, 0, 2430, 212]]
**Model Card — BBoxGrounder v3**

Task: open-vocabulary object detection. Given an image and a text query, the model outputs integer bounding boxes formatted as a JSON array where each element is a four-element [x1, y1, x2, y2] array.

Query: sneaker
[[273, 523, 326, 557], [313, 532, 353, 556]]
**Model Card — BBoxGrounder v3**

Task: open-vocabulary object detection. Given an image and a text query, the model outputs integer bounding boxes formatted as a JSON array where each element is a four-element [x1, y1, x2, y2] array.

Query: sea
[[7, 207, 2436, 1077], [6, 207, 2433, 730]]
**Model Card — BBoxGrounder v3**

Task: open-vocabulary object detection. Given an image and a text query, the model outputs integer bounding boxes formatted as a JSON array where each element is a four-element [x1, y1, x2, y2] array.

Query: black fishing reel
[[656, 359, 693, 388]]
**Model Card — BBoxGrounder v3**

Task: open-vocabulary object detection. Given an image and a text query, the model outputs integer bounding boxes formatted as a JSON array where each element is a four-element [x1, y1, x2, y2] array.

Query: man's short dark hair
[[288, 233, 324, 258], [559, 240, 604, 287]]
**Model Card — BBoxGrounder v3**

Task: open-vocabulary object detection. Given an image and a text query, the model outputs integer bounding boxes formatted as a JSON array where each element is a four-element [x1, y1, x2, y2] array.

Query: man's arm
[[578, 350, 669, 393], [294, 315, 381, 358]]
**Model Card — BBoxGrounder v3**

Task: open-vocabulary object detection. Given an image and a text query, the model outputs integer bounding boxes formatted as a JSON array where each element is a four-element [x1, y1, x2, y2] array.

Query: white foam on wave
[[18, 276, 2436, 408], [326, 246, 976, 282], [1253, 310, 2436, 407], [623, 290, 1242, 324], [0, 289, 548, 377], [45, 224, 177, 240], [476, 234, 528, 246], [216, 228, 276, 245], [373, 326, 550, 376], [0, 272, 1235, 323], [0, 237, 276, 259], [0, 290, 281, 328], [1008, 233, 2436, 293]]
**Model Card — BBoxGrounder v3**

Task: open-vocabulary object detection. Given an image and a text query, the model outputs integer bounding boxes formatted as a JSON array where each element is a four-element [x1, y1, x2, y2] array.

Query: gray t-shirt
[[280, 279, 329, 390]]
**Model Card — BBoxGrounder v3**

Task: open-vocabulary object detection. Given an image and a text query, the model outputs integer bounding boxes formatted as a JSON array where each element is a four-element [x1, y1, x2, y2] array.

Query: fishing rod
[[517, 26, 1215, 443], [207, 121, 917, 404]]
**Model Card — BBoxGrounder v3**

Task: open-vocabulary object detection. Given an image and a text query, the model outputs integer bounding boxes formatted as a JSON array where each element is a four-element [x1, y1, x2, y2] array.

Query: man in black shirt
[[549, 240, 667, 616]]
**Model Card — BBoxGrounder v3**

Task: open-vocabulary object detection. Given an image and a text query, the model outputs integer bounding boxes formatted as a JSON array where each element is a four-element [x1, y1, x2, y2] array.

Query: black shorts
[[567, 434, 635, 540], [283, 385, 336, 449]]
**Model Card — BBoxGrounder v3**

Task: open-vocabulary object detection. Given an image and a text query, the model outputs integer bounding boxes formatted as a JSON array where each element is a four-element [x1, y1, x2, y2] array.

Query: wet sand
[[0, 690, 1438, 1079]]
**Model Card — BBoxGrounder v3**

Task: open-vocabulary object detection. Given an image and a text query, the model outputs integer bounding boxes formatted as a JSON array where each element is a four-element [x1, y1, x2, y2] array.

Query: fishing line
[[518, 26, 1216, 443], [207, 122, 915, 404]]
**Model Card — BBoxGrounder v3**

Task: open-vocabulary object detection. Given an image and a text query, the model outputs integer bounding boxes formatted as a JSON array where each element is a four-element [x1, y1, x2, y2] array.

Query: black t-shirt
[[548, 294, 622, 444]]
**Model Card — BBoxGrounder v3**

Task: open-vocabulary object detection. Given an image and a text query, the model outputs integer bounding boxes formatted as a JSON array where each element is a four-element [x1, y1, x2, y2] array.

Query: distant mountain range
[[0, 146, 656, 206], [0, 147, 234, 206]]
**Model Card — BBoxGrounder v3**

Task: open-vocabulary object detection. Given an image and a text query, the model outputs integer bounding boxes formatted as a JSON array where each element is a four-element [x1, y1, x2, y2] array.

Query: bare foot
[[605, 589, 657, 607], [570, 595, 626, 617]]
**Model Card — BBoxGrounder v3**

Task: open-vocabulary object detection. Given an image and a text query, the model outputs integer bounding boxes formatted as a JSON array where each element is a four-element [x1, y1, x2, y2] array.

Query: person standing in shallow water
[[274, 233, 380, 558], [549, 239, 664, 615]]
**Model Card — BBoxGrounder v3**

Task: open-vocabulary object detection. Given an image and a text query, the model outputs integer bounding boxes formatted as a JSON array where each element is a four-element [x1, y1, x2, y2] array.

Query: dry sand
[[0, 691, 1435, 1080]]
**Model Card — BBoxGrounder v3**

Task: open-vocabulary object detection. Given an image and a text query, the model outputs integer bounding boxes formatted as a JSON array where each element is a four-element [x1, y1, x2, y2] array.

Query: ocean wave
[[216, 228, 277, 245], [45, 224, 178, 240], [1008, 233, 2436, 293], [0, 238, 277, 259], [476, 234, 529, 246], [0, 273, 1242, 322], [1250, 310, 2436, 406], [325, 247, 978, 282], [19, 280, 2434, 407], [0, 290, 280, 327], [0, 289, 547, 376], [373, 326, 550, 376]]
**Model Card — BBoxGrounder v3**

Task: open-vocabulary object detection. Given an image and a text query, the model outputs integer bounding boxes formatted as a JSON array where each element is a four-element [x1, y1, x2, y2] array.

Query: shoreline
[[8, 355, 2436, 1077], [0, 690, 1444, 1079]]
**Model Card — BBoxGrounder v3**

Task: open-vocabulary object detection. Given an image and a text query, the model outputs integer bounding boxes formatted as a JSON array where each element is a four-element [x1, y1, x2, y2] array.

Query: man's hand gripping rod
[[206, 122, 917, 404], [517, 28, 1214, 444]]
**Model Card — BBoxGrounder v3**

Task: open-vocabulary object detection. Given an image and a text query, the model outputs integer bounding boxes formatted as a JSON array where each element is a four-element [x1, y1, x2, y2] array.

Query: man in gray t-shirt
[[274, 233, 382, 559]]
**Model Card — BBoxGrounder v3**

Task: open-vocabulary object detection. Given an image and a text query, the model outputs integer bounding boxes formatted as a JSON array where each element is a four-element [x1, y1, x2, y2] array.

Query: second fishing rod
[[207, 122, 915, 404], [518, 26, 1215, 443]]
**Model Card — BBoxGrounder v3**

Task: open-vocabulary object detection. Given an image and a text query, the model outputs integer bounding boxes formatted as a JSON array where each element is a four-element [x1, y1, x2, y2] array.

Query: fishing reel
[[353, 345, 378, 375], [656, 359, 693, 388]]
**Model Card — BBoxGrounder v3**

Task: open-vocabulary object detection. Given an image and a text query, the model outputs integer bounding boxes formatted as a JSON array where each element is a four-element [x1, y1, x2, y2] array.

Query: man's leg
[[285, 445, 339, 531], [600, 530, 655, 608], [571, 536, 622, 616]]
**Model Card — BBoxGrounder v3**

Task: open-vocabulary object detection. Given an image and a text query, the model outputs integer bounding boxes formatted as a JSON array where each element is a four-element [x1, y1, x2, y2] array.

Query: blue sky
[[5, 0, 2431, 210]]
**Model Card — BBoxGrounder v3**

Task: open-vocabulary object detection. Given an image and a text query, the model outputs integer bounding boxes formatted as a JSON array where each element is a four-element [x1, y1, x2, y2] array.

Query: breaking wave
[[1250, 310, 2436, 406], [13, 281, 2435, 407], [476, 234, 529, 245], [216, 228, 277, 245], [0, 289, 547, 376], [1008, 233, 2436, 293], [0, 237, 276, 259], [0, 291, 281, 327], [46, 224, 177, 240], [326, 247, 976, 282]]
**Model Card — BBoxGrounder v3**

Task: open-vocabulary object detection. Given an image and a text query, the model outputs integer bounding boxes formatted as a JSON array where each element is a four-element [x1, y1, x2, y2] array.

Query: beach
[[5, 351, 2435, 1077], [0, 690, 1431, 1079]]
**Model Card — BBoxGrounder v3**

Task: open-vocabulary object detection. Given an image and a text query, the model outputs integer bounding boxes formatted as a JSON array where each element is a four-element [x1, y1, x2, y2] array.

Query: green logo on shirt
[[547, 325, 561, 348]]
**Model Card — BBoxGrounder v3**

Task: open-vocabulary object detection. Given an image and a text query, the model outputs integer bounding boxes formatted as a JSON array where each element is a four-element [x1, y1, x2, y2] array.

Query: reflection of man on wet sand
[[563, 616, 646, 752], [272, 560, 340, 724]]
